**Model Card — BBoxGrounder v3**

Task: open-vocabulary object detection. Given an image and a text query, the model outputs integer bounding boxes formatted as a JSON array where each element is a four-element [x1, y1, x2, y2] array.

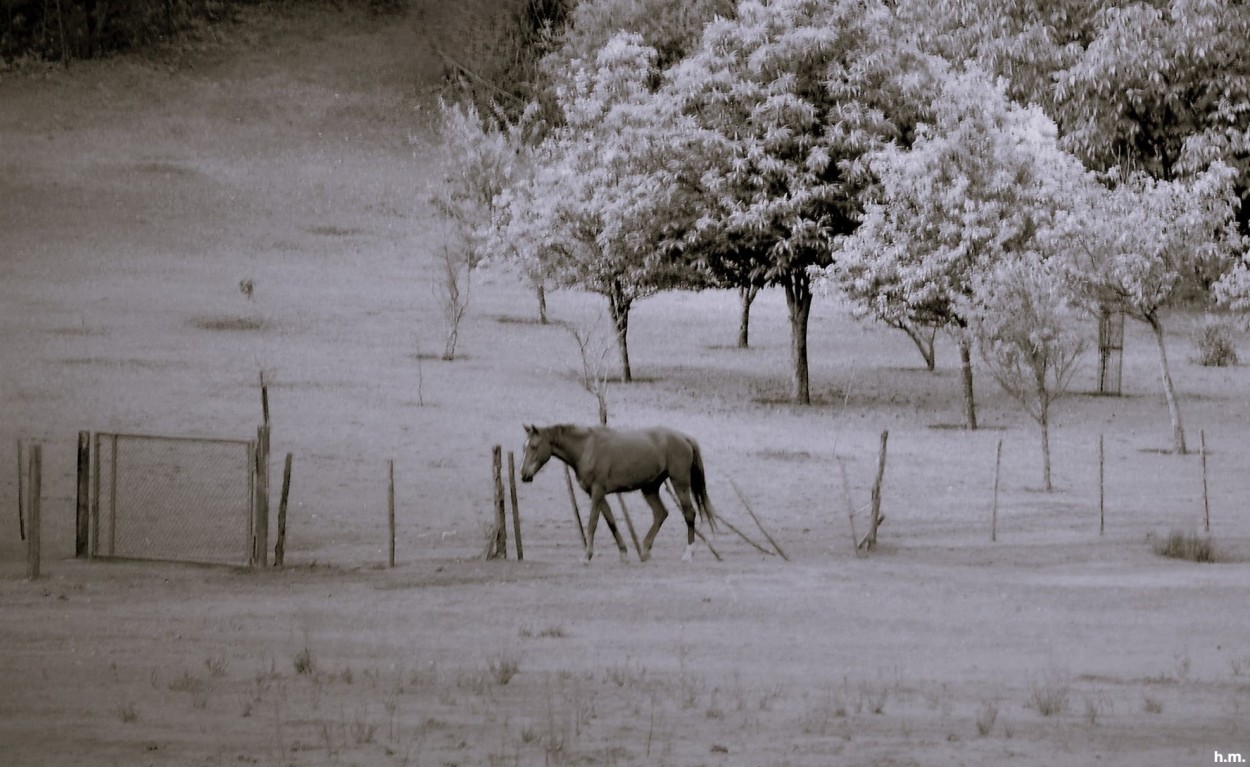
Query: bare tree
[[435, 237, 471, 361], [974, 257, 1086, 491], [564, 319, 613, 426]]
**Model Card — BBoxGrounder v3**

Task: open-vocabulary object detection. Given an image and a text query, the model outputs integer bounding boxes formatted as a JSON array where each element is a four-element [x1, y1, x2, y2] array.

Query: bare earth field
[[2, 5, 1249, 765]]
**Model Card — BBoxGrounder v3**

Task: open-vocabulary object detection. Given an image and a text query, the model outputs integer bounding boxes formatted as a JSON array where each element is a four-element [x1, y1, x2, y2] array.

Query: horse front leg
[[597, 497, 630, 563], [584, 489, 629, 563], [583, 489, 603, 563], [640, 488, 669, 563]]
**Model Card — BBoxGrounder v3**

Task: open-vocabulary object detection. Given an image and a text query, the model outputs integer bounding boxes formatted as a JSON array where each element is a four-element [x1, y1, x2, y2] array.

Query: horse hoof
[[619, 551, 629, 563], [639, 551, 651, 563]]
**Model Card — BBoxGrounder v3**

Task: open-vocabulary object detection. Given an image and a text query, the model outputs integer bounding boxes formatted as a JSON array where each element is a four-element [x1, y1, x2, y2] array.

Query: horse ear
[[524, 424, 535, 435]]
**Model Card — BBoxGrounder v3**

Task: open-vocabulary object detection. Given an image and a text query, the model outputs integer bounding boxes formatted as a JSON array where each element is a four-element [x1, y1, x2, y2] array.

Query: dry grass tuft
[[1153, 530, 1217, 563]]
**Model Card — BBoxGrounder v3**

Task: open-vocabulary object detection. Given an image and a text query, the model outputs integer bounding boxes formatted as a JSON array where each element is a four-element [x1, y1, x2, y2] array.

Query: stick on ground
[[663, 481, 770, 556], [693, 528, 722, 561], [729, 479, 789, 561]]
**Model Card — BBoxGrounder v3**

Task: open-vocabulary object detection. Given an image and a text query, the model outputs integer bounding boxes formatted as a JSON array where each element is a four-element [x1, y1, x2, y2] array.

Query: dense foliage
[[434, 0, 1249, 437]]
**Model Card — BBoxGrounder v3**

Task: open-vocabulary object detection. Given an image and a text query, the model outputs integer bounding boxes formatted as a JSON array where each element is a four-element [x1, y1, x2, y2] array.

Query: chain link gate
[[90, 432, 257, 567]]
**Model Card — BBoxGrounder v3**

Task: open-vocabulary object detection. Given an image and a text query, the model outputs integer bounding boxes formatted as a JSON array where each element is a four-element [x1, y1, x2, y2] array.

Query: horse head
[[520, 424, 552, 482]]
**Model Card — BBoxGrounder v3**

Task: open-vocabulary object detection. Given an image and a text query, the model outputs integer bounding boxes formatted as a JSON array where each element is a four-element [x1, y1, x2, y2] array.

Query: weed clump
[[1153, 530, 1217, 563]]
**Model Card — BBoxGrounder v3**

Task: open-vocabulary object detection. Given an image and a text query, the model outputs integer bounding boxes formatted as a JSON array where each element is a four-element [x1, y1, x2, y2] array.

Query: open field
[[2, 3, 1249, 765]]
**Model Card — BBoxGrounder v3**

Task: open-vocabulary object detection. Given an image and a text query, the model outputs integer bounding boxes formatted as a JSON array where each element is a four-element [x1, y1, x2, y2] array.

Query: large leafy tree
[[663, 0, 933, 404], [826, 68, 1090, 429], [489, 33, 696, 382], [1064, 162, 1243, 454]]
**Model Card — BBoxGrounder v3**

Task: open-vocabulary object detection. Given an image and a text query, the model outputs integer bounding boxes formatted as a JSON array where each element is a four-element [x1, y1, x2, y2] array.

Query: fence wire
[[93, 433, 253, 566]]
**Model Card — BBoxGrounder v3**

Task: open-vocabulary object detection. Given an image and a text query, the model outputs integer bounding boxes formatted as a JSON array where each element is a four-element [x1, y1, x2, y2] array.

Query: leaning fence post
[[507, 451, 523, 561], [274, 452, 292, 567], [26, 444, 41, 580], [76, 431, 90, 558], [863, 430, 888, 551]]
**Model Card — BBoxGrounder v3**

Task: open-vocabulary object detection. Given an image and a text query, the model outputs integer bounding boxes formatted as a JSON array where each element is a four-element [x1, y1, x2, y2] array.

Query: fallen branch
[[729, 479, 789, 561], [664, 481, 772, 556], [693, 528, 722, 561]]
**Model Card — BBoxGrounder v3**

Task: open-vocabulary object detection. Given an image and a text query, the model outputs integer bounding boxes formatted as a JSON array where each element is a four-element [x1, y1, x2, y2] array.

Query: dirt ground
[[2, 3, 1249, 765]]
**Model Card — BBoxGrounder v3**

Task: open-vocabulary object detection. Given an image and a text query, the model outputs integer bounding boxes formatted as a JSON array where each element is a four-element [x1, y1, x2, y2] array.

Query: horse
[[519, 424, 717, 562]]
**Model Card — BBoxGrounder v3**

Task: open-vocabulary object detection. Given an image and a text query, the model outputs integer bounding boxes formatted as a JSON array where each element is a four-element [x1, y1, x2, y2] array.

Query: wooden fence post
[[275, 452, 292, 567], [388, 459, 396, 568], [253, 425, 270, 568], [991, 438, 1003, 542], [507, 451, 523, 561], [489, 446, 507, 559], [260, 370, 270, 426], [1098, 435, 1105, 536], [76, 431, 90, 558], [91, 433, 100, 559], [16, 438, 25, 542], [26, 444, 41, 580], [863, 430, 889, 551], [1200, 430, 1210, 534]]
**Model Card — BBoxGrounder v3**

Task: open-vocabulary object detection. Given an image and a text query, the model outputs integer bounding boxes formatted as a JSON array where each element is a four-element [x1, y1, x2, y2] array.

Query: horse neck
[[548, 425, 590, 470]]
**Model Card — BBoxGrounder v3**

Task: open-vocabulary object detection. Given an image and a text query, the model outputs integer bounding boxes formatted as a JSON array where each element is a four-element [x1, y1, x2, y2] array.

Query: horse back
[[584, 426, 695, 493]]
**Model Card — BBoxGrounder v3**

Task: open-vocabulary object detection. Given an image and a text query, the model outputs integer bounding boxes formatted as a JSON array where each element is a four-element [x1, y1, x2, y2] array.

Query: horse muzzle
[[520, 472, 533, 483]]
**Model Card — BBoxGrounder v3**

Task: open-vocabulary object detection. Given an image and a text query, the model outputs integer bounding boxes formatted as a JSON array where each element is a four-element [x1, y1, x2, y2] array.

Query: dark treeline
[[2, 0, 232, 63], [0, 0, 404, 65]]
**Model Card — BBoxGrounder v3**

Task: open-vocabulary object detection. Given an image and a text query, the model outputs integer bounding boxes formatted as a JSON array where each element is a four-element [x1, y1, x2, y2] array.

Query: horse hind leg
[[639, 487, 669, 562], [668, 479, 699, 562]]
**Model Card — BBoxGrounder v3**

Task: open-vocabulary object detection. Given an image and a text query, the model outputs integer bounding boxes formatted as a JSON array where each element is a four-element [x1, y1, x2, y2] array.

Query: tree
[[825, 68, 1087, 429], [490, 33, 696, 382], [1064, 162, 1243, 454], [664, 0, 931, 404], [971, 255, 1086, 490]]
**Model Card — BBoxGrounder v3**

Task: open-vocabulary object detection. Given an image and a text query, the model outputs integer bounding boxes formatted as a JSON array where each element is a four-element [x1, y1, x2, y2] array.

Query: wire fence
[[92, 432, 254, 567]]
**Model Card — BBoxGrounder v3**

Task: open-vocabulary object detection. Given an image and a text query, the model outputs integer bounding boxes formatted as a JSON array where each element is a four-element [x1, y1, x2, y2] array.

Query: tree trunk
[[1147, 313, 1187, 454], [958, 334, 978, 430], [783, 271, 813, 405], [607, 281, 632, 383], [738, 284, 759, 349], [898, 321, 936, 371], [596, 390, 608, 426], [1035, 363, 1053, 492], [535, 281, 548, 325]]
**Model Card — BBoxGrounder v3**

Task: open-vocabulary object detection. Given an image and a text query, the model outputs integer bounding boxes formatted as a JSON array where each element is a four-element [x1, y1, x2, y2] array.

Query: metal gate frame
[[88, 431, 258, 567]]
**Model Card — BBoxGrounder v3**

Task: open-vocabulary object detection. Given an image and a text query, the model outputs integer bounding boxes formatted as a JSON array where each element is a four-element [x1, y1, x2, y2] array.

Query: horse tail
[[689, 439, 717, 533]]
